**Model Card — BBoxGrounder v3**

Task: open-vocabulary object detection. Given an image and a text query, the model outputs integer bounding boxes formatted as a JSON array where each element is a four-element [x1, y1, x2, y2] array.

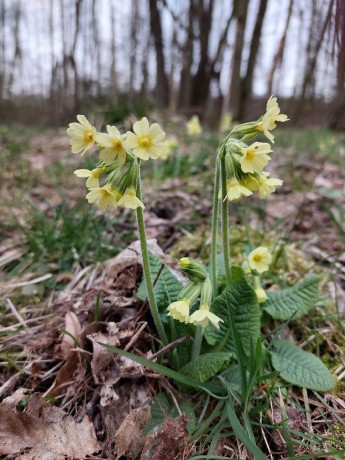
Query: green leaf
[[179, 352, 232, 383], [204, 280, 260, 355], [98, 343, 226, 397], [220, 365, 242, 394], [144, 393, 195, 435], [231, 265, 246, 283], [137, 252, 183, 323], [271, 339, 335, 391], [263, 276, 320, 320]]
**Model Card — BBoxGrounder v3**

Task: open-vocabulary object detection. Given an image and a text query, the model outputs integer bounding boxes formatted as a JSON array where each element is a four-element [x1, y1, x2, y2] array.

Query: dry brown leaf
[[87, 323, 121, 384], [115, 406, 151, 459], [0, 395, 100, 459], [141, 415, 189, 460], [61, 311, 82, 358], [44, 353, 85, 398]]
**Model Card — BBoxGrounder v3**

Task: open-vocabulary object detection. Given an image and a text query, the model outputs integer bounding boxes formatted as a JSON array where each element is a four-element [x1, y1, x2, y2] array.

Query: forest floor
[[0, 120, 345, 459]]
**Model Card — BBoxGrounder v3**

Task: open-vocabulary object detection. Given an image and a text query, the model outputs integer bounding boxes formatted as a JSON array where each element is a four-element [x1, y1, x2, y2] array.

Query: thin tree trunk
[[178, 0, 195, 108], [191, 0, 215, 107], [149, 0, 169, 106], [110, 0, 118, 105], [227, 0, 250, 119], [294, 0, 335, 119], [267, 0, 294, 95], [239, 0, 269, 119]]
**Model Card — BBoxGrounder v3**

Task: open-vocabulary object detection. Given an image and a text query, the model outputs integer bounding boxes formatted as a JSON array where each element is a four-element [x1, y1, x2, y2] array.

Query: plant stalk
[[210, 156, 220, 295], [191, 326, 204, 361], [220, 152, 231, 283], [136, 164, 168, 345]]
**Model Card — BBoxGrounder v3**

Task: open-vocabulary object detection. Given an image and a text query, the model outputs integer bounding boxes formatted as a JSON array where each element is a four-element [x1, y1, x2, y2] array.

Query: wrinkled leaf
[[204, 280, 260, 355], [115, 406, 151, 457], [0, 395, 100, 459], [263, 276, 320, 320], [179, 352, 232, 383], [271, 339, 335, 391], [137, 252, 183, 323]]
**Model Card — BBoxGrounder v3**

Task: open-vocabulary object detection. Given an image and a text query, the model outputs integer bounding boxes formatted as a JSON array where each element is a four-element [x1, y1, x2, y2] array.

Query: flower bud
[[178, 257, 208, 283], [230, 121, 260, 136]]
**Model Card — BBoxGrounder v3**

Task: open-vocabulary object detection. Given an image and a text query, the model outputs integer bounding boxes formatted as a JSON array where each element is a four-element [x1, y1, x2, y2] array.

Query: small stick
[[148, 336, 191, 361], [303, 387, 314, 433], [6, 298, 27, 328]]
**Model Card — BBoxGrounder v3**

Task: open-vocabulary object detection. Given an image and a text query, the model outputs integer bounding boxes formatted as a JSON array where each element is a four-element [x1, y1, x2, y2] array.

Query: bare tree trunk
[[239, 0, 268, 119], [329, 0, 345, 128], [294, 0, 335, 119], [169, 27, 178, 113], [149, 0, 169, 106], [110, 0, 118, 105], [178, 0, 195, 108], [7, 0, 22, 96], [228, 0, 250, 119], [0, 0, 6, 103], [129, 0, 139, 98], [267, 0, 294, 95], [191, 0, 215, 107]]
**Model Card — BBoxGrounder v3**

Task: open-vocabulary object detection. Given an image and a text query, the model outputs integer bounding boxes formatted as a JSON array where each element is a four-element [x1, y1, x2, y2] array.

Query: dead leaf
[[0, 395, 100, 459], [87, 323, 120, 384], [44, 353, 85, 398], [115, 406, 151, 458], [61, 311, 82, 358], [141, 416, 189, 460]]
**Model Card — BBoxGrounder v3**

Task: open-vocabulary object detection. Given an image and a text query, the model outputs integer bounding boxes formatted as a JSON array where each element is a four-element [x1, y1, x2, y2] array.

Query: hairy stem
[[136, 165, 168, 345], [191, 326, 204, 361], [210, 157, 220, 295], [220, 152, 231, 283]]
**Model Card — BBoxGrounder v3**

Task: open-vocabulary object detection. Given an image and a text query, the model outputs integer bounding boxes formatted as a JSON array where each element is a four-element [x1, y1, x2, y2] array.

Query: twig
[[2, 273, 52, 289], [303, 387, 314, 433], [148, 336, 191, 360], [5, 298, 27, 328], [124, 322, 148, 351]]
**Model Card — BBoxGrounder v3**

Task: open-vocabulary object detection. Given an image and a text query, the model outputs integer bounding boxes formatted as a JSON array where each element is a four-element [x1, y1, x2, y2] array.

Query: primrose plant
[[67, 98, 335, 432]]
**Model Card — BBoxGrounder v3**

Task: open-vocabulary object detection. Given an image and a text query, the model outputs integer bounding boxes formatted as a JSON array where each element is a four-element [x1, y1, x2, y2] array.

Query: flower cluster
[[167, 258, 223, 329], [67, 117, 167, 210], [224, 97, 288, 202]]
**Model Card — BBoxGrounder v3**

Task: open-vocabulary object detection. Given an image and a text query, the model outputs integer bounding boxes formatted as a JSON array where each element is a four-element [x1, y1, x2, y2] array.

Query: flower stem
[[220, 152, 231, 284], [191, 326, 204, 361], [210, 156, 220, 296], [136, 164, 168, 345]]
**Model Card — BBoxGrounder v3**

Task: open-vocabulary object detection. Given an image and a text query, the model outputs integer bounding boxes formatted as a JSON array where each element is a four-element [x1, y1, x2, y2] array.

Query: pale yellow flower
[[220, 113, 233, 133], [86, 184, 118, 210], [241, 175, 260, 192], [124, 117, 166, 160], [67, 115, 97, 155], [187, 115, 202, 136], [255, 287, 267, 303], [249, 247, 272, 273], [167, 300, 190, 323], [257, 96, 289, 143], [74, 168, 102, 189], [118, 186, 145, 209], [160, 138, 178, 160], [225, 178, 252, 201], [258, 172, 283, 199], [189, 305, 223, 329], [240, 142, 272, 174], [96, 125, 126, 165]]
